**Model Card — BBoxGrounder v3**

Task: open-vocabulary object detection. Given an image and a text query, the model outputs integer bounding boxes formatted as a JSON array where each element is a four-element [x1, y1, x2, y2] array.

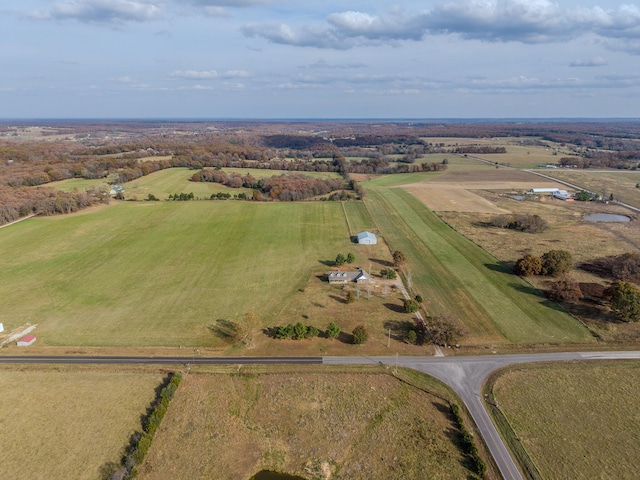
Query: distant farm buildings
[[356, 231, 377, 245], [327, 267, 371, 284], [527, 188, 573, 200], [17, 335, 36, 347]]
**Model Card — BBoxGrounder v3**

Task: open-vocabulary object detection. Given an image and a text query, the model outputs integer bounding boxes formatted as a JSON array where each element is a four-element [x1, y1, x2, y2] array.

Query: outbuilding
[[356, 231, 377, 245], [17, 335, 36, 347], [0, 323, 3, 333], [527, 188, 560, 194]]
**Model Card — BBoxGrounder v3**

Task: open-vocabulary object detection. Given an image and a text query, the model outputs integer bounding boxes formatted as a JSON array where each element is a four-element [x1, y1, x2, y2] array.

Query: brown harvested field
[[0, 366, 164, 480], [401, 167, 566, 214], [488, 361, 640, 480], [137, 369, 481, 480]]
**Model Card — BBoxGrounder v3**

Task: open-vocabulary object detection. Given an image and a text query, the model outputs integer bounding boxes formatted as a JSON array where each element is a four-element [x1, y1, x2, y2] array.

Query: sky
[[2, 0, 640, 118]]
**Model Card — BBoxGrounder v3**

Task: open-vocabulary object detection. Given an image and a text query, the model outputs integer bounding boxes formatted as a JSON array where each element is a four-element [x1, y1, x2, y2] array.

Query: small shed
[[0, 323, 4, 333], [357, 231, 377, 245], [17, 335, 36, 347]]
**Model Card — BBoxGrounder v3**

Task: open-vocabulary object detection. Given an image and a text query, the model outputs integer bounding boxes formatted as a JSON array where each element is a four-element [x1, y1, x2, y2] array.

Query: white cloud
[[569, 56, 607, 67], [169, 70, 251, 80], [242, 1, 640, 52], [29, 0, 163, 24]]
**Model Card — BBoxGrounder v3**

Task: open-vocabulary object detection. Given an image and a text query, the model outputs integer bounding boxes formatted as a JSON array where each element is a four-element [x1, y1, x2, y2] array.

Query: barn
[[17, 335, 36, 347], [356, 231, 377, 245]]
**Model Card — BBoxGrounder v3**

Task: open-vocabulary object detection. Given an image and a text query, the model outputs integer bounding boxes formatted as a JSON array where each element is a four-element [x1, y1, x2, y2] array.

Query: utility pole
[[387, 328, 391, 348]]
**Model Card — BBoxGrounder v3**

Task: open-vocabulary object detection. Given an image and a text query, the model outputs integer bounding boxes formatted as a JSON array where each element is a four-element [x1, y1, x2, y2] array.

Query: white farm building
[[356, 231, 377, 245]]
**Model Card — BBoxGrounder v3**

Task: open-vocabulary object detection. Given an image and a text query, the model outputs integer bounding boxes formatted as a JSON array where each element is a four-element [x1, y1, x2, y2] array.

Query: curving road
[[3, 351, 640, 479]]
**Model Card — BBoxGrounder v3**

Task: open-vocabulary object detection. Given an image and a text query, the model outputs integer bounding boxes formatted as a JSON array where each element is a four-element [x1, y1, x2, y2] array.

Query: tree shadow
[[337, 331, 353, 344], [383, 319, 414, 341], [330, 294, 347, 304], [369, 257, 393, 267], [316, 274, 329, 282], [207, 319, 238, 340], [262, 326, 279, 339], [483, 261, 513, 274], [510, 282, 545, 297], [319, 259, 336, 267], [383, 302, 405, 313]]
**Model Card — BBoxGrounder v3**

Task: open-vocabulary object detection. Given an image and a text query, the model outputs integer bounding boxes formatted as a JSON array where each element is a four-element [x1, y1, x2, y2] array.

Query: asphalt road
[[3, 351, 640, 479]]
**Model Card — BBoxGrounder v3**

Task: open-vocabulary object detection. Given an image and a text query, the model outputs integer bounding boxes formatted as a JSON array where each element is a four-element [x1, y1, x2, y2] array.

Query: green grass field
[[0, 200, 350, 347], [489, 361, 640, 479], [362, 180, 593, 345]]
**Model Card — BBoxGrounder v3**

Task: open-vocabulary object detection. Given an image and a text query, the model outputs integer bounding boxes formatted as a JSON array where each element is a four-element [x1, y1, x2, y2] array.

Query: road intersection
[[3, 351, 640, 479]]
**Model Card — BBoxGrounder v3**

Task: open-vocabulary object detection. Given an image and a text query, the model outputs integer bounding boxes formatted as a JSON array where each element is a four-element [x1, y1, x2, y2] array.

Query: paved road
[[3, 351, 640, 479]]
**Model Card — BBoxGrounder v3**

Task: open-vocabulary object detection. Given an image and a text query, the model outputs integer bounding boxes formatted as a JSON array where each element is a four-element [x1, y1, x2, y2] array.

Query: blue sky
[[2, 0, 640, 118]]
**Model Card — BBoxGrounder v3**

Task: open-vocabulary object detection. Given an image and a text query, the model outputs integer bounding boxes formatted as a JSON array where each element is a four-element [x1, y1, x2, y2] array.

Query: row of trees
[[514, 250, 573, 277], [491, 213, 548, 234]]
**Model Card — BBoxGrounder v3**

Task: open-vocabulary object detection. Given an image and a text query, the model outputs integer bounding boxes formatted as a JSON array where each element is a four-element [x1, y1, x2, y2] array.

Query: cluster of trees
[[607, 281, 640, 322], [380, 268, 397, 279], [274, 322, 319, 340], [106, 373, 183, 480], [192, 171, 347, 201], [580, 253, 640, 284], [514, 250, 573, 276], [335, 252, 355, 266], [453, 146, 507, 154], [167, 192, 195, 201], [0, 185, 108, 225], [491, 213, 548, 233]]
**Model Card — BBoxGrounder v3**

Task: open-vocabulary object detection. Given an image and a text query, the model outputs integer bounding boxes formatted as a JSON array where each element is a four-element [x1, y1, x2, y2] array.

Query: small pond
[[250, 471, 307, 480], [584, 213, 631, 223]]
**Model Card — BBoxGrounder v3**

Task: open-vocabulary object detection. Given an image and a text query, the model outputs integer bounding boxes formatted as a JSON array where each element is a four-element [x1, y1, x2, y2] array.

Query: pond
[[584, 213, 631, 223], [250, 471, 307, 480]]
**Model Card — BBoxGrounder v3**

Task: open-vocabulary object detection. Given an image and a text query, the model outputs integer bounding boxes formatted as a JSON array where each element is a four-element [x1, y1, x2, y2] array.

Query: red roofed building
[[17, 335, 36, 347]]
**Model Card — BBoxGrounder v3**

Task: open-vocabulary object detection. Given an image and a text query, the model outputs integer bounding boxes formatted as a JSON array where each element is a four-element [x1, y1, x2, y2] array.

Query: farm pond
[[584, 213, 631, 222]]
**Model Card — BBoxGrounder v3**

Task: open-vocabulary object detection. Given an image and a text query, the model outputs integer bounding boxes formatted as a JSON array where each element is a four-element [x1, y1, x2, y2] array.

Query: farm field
[[0, 200, 350, 347], [48, 177, 108, 192], [137, 368, 481, 480], [544, 169, 640, 209], [487, 361, 640, 480], [362, 180, 593, 345], [0, 366, 163, 480]]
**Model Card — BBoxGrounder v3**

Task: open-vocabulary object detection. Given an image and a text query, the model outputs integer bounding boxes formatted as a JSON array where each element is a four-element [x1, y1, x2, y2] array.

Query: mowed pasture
[[488, 361, 640, 479], [362, 181, 593, 345], [0, 200, 350, 347], [137, 368, 480, 480], [0, 366, 163, 480]]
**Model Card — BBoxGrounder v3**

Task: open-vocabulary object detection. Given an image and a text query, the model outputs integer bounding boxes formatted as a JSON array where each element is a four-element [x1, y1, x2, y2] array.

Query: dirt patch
[[401, 168, 567, 214]]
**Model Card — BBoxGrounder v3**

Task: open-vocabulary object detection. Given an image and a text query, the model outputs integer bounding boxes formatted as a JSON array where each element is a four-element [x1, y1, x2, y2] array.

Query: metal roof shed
[[356, 231, 377, 245]]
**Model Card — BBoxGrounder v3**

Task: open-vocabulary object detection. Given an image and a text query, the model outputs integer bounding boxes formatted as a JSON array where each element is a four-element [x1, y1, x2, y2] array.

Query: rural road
[[3, 351, 640, 479]]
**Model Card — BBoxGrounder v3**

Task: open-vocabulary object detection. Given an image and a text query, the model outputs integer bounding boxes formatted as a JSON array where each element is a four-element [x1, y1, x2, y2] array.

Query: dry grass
[[137, 369, 479, 480], [0, 365, 164, 480], [489, 361, 640, 479]]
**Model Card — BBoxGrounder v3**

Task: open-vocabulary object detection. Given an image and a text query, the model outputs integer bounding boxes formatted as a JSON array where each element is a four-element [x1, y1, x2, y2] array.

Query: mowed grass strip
[[0, 366, 162, 480], [490, 362, 640, 479], [137, 370, 479, 480], [0, 200, 348, 346], [364, 186, 592, 344]]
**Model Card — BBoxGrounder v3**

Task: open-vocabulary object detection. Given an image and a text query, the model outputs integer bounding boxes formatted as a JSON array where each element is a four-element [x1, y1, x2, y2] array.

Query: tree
[[542, 250, 573, 276], [606, 281, 640, 322], [346, 252, 355, 264], [428, 314, 464, 346], [403, 299, 420, 313], [547, 276, 582, 303], [393, 250, 406, 268], [335, 253, 346, 266], [305, 325, 319, 339], [352, 325, 369, 344], [237, 311, 261, 347], [346, 291, 356, 303], [514, 254, 543, 276], [326, 322, 340, 339], [293, 321, 308, 340], [407, 329, 417, 345], [380, 268, 396, 280], [574, 190, 592, 201], [415, 294, 423, 304]]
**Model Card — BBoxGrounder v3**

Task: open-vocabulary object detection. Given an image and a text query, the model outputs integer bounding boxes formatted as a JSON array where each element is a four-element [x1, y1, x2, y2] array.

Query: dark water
[[584, 213, 630, 222], [250, 471, 307, 480]]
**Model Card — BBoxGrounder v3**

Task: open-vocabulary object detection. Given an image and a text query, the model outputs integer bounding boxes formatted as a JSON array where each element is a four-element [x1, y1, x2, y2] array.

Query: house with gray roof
[[327, 267, 371, 284]]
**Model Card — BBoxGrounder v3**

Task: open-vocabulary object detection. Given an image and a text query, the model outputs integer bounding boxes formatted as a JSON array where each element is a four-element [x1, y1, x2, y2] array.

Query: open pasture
[[363, 182, 593, 346], [137, 369, 480, 480], [488, 361, 640, 480], [0, 366, 162, 480], [0, 200, 351, 347], [48, 177, 108, 192]]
